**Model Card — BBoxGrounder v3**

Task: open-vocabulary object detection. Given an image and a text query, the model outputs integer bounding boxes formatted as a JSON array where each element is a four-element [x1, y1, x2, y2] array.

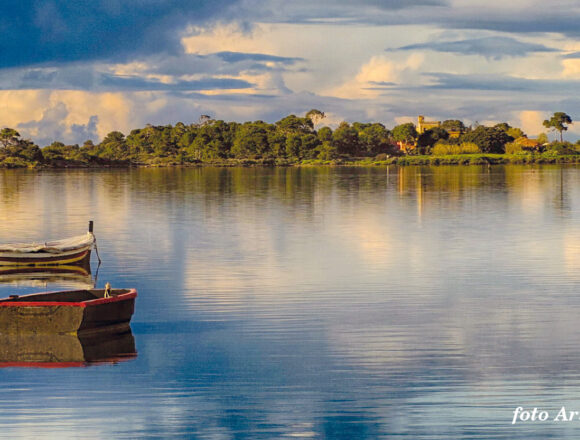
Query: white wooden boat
[[0, 224, 95, 267]]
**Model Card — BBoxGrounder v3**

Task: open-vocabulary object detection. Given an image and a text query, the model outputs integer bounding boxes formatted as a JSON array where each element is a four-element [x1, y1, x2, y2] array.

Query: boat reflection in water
[[0, 264, 137, 368], [0, 264, 95, 290], [0, 326, 136, 368]]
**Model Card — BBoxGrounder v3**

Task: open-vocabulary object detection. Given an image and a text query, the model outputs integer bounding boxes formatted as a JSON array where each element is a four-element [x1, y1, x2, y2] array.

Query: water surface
[[0, 166, 580, 439]]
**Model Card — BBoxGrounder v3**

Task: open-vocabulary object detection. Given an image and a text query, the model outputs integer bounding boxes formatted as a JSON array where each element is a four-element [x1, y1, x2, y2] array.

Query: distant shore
[[3, 153, 580, 169], [1, 112, 578, 169]]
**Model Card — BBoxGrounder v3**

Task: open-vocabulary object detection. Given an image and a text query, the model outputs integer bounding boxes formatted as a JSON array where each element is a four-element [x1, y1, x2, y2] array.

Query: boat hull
[[0, 289, 136, 334], [0, 246, 92, 267]]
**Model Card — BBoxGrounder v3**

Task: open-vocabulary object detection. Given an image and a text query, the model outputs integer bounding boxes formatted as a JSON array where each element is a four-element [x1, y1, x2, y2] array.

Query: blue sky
[[1, 0, 579, 145]]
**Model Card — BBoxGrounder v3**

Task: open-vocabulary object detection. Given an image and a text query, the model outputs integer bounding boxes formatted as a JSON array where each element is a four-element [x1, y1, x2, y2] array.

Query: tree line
[[0, 110, 576, 168]]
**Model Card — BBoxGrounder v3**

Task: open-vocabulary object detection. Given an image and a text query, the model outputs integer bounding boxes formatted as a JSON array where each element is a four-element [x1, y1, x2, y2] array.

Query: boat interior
[[0, 289, 130, 303]]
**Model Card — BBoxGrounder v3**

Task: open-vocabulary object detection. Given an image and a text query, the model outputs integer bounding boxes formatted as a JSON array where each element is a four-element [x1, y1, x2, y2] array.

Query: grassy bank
[[4, 153, 580, 169], [340, 153, 580, 166]]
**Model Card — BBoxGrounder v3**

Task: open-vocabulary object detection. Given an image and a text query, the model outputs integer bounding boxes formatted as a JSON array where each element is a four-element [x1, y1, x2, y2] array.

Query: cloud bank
[[0, 0, 579, 144]]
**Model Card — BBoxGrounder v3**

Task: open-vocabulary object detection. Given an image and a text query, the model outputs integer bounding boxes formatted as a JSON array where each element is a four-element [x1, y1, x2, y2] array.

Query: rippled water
[[1, 166, 580, 439]]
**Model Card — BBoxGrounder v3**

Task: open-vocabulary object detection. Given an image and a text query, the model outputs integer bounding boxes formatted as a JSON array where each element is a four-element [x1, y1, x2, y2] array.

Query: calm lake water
[[1, 165, 580, 439]]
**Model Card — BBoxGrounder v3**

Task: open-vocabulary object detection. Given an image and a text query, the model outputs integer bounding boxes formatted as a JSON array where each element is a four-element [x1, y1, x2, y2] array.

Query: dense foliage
[[0, 111, 577, 168]]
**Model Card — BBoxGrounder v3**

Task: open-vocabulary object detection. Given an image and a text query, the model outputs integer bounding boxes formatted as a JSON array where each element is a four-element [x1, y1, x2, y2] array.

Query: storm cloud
[[0, 0, 244, 68]]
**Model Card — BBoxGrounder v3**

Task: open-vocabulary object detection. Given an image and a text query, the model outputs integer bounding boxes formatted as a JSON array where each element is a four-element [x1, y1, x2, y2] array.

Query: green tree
[[98, 131, 128, 160], [392, 123, 417, 145], [0, 128, 21, 148], [2, 138, 43, 164], [441, 120, 465, 134], [42, 142, 67, 161], [317, 141, 338, 160], [300, 133, 320, 159], [285, 133, 302, 159], [332, 122, 360, 156], [417, 127, 449, 152], [317, 126, 333, 143], [184, 120, 235, 160], [460, 126, 513, 153], [231, 121, 271, 158], [492, 122, 525, 139], [275, 115, 313, 134], [537, 133, 549, 144], [358, 123, 393, 156], [17, 141, 44, 163], [305, 109, 326, 126], [493, 122, 511, 132], [543, 112, 573, 142], [267, 129, 287, 158], [506, 127, 525, 139]]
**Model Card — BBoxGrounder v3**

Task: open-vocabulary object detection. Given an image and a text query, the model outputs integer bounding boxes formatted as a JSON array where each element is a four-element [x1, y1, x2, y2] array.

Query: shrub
[[432, 142, 480, 155], [547, 142, 577, 155], [505, 142, 523, 154], [0, 157, 28, 168], [460, 142, 480, 154], [432, 143, 455, 155]]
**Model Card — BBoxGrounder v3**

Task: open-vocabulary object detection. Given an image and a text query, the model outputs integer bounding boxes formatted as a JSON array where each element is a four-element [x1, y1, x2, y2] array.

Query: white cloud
[[0, 90, 136, 144], [182, 23, 276, 55], [324, 54, 424, 99], [518, 110, 546, 137], [562, 59, 580, 78], [394, 116, 416, 125], [0, 90, 48, 128]]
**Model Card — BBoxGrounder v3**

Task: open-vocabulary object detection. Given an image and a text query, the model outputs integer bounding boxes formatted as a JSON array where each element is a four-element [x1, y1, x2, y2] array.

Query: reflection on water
[[0, 327, 136, 367], [0, 264, 95, 290], [0, 166, 580, 438]]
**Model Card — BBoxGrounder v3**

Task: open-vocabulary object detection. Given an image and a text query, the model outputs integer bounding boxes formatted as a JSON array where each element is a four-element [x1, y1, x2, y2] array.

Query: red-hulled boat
[[0, 288, 137, 334]]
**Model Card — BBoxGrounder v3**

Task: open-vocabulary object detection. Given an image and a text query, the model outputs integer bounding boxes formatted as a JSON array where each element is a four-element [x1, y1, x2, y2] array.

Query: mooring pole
[[89, 220, 94, 233]]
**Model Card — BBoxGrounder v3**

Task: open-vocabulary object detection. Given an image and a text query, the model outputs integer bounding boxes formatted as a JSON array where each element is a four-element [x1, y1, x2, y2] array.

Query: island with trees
[[0, 110, 578, 168]]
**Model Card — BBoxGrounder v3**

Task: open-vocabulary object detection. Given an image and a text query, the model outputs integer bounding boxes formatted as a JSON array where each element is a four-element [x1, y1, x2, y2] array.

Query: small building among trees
[[418, 116, 463, 138], [416, 116, 440, 135]]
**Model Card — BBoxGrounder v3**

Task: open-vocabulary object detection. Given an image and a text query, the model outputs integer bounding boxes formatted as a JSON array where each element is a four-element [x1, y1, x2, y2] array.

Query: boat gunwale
[[0, 232, 95, 255], [0, 289, 137, 308]]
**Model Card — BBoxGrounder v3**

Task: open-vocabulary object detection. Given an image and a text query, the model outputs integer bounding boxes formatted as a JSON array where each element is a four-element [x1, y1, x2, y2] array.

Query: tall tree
[[392, 123, 417, 145], [441, 120, 466, 134], [332, 122, 360, 156], [305, 109, 326, 126], [231, 121, 271, 158], [99, 131, 128, 160], [543, 112, 573, 142], [0, 128, 21, 148], [358, 123, 392, 156], [276, 115, 313, 134]]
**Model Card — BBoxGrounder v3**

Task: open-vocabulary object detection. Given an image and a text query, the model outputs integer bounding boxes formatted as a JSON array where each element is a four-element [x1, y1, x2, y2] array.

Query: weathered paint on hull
[[0, 289, 137, 334], [0, 305, 85, 334], [79, 298, 136, 332]]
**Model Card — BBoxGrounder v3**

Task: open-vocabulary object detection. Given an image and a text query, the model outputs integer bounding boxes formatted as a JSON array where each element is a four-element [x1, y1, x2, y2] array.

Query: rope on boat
[[89, 220, 102, 265], [93, 260, 101, 289], [93, 235, 102, 265]]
